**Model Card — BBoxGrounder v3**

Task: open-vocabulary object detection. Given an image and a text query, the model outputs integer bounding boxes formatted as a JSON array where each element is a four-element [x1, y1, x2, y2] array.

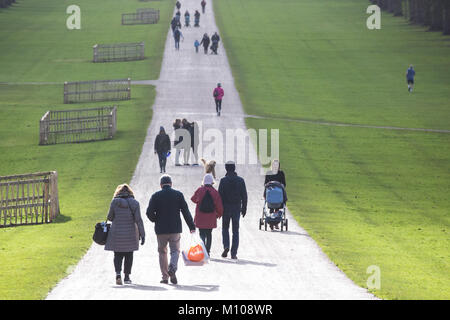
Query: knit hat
[[225, 160, 235, 172], [203, 173, 214, 185]]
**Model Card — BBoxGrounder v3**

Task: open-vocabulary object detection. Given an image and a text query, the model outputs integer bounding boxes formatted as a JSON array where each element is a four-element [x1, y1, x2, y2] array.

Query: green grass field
[[0, 0, 173, 299], [215, 0, 450, 299]]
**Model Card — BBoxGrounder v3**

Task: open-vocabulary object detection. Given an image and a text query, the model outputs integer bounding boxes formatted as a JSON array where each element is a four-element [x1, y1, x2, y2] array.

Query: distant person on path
[[213, 83, 224, 116], [194, 10, 201, 27], [105, 184, 145, 285], [189, 121, 200, 166], [218, 161, 248, 260], [264, 159, 287, 230], [173, 119, 183, 166], [146, 175, 196, 284], [171, 16, 181, 34], [200, 33, 210, 54], [175, 10, 181, 23], [201, 0, 206, 14], [174, 28, 184, 51], [181, 119, 191, 165], [154, 126, 171, 173], [194, 39, 200, 53], [184, 10, 190, 27], [191, 174, 223, 255], [176, 1, 181, 10], [210, 32, 220, 54], [406, 65, 416, 93]]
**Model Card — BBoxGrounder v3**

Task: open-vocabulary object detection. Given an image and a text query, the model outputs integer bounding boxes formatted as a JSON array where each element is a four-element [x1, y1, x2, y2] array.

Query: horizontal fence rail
[[122, 9, 160, 25], [39, 106, 117, 145], [63, 78, 131, 104], [0, 171, 60, 228], [93, 42, 145, 63]]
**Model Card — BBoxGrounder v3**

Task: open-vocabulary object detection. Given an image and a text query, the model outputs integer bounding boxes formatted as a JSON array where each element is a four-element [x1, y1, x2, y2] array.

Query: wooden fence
[[0, 171, 60, 227], [93, 42, 145, 63], [63, 78, 131, 104], [39, 106, 117, 145], [122, 9, 160, 25]]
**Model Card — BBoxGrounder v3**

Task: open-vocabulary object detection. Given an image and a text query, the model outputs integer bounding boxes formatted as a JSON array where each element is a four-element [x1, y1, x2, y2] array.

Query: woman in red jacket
[[191, 174, 223, 255]]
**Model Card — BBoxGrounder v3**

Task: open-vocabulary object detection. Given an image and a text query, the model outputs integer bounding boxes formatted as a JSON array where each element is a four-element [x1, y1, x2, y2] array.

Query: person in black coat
[[176, 1, 181, 10], [194, 10, 201, 27], [146, 175, 196, 284], [154, 126, 171, 173], [218, 161, 247, 260], [200, 33, 210, 54], [210, 32, 220, 54]]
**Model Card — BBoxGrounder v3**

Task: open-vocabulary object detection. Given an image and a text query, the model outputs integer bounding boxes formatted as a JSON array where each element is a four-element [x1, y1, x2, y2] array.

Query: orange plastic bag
[[188, 244, 205, 262]]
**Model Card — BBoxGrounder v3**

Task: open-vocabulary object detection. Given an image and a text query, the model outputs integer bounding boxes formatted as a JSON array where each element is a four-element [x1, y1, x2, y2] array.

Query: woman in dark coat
[[154, 126, 171, 173], [191, 174, 223, 255], [105, 184, 145, 285], [200, 33, 210, 54]]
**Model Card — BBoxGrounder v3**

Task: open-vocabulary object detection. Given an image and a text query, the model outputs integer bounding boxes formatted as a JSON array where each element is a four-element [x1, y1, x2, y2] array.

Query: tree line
[[0, 0, 16, 9], [369, 0, 450, 34]]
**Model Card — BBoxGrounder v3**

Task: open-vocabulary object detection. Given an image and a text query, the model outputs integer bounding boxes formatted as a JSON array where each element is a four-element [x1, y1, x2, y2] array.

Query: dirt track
[[46, 0, 376, 300]]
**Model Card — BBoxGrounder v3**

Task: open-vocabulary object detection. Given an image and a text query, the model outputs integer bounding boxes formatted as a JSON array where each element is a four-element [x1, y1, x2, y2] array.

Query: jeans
[[114, 252, 133, 275], [215, 99, 222, 113], [222, 210, 241, 256], [157, 233, 181, 280], [157, 151, 167, 172], [199, 228, 212, 254], [175, 40, 180, 50]]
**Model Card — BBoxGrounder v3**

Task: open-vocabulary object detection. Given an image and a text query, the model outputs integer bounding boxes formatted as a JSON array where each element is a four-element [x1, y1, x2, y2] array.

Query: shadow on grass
[[53, 214, 72, 224]]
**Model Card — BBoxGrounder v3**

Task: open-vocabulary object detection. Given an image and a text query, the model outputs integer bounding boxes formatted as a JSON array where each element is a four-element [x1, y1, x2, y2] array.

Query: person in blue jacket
[[406, 65, 416, 93]]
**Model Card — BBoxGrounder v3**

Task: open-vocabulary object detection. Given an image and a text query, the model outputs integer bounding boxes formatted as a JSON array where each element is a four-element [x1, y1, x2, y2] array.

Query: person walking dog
[[146, 175, 196, 284], [218, 161, 247, 259], [154, 126, 171, 173], [191, 174, 223, 255], [213, 83, 224, 116], [105, 184, 145, 285]]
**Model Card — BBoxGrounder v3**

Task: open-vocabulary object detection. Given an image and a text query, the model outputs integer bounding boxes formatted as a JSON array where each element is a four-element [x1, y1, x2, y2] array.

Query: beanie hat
[[203, 173, 214, 185], [225, 160, 235, 172]]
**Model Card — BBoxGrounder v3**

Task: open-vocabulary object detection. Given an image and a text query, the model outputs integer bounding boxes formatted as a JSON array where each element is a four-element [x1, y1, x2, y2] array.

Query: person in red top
[[191, 173, 223, 255], [213, 83, 224, 116]]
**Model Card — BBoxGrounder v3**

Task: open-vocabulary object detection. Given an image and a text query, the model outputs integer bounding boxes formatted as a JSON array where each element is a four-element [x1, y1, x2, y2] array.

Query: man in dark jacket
[[154, 126, 171, 173], [218, 161, 247, 259], [200, 33, 210, 54], [146, 175, 196, 284], [210, 32, 220, 54]]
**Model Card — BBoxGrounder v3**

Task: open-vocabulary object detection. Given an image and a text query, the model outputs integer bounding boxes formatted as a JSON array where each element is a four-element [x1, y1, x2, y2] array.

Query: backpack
[[213, 88, 219, 97], [199, 189, 215, 213]]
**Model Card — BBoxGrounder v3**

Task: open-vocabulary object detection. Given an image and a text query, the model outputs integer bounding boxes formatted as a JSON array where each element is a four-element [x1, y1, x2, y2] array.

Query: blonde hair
[[113, 183, 135, 198]]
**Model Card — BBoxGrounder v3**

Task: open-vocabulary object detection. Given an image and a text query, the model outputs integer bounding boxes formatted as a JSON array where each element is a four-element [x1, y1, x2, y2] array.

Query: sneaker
[[231, 255, 238, 260], [184, 163, 190, 166], [221, 248, 229, 258], [116, 275, 123, 285], [160, 279, 169, 284], [192, 163, 199, 166], [175, 163, 182, 166], [168, 269, 178, 285], [124, 275, 132, 284]]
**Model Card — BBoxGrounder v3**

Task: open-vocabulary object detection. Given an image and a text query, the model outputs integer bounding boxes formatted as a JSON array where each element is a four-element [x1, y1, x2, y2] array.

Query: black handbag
[[92, 221, 110, 245]]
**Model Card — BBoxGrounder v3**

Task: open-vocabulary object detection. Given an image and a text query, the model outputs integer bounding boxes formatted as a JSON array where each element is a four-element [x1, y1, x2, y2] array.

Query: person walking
[[173, 119, 183, 166], [189, 121, 200, 165], [191, 174, 223, 255], [176, 1, 181, 10], [194, 10, 201, 27], [105, 184, 145, 285], [200, 33, 210, 54], [406, 65, 416, 93], [171, 16, 181, 34], [184, 10, 190, 27], [174, 27, 184, 51], [181, 119, 191, 165], [194, 39, 200, 53], [146, 175, 196, 284], [201, 0, 206, 14], [213, 83, 224, 116], [210, 32, 220, 54], [218, 161, 248, 260], [154, 126, 171, 173]]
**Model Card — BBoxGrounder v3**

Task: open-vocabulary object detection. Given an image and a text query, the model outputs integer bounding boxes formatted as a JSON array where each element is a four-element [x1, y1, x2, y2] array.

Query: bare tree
[[430, 0, 444, 30], [444, 0, 450, 34]]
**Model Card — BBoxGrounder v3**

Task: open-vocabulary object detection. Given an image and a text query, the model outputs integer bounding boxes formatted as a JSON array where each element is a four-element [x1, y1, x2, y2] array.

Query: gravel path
[[46, 0, 376, 300]]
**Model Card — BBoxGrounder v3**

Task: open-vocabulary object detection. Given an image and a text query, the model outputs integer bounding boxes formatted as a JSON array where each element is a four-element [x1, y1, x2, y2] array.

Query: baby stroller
[[259, 181, 288, 231]]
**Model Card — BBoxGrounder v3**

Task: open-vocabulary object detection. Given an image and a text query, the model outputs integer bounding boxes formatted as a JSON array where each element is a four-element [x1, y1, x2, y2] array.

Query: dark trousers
[[175, 39, 180, 50], [202, 6, 205, 14], [215, 99, 222, 113], [114, 252, 133, 275], [157, 151, 167, 172], [222, 210, 240, 256], [203, 45, 208, 54], [199, 228, 212, 254]]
